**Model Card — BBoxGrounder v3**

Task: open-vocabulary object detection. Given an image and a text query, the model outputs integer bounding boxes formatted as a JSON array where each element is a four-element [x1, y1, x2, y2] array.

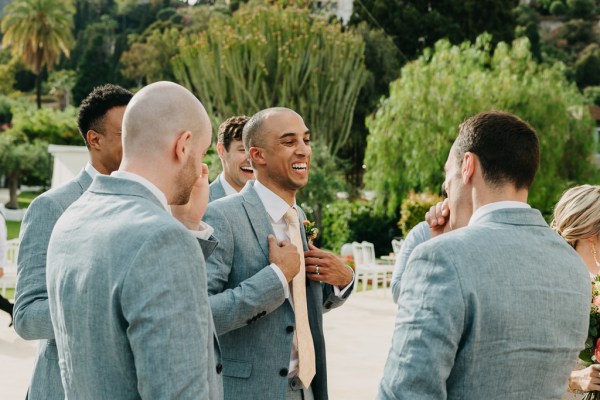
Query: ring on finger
[[315, 265, 320, 275]]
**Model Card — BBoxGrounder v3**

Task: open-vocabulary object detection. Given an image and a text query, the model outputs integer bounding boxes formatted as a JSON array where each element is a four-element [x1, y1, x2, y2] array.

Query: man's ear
[[86, 130, 101, 150], [248, 147, 266, 166], [461, 152, 476, 183], [175, 130, 193, 163], [216, 142, 225, 159]]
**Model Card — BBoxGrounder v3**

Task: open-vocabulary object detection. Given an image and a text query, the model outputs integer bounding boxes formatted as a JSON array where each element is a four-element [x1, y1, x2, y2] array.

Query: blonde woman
[[552, 184, 600, 396]]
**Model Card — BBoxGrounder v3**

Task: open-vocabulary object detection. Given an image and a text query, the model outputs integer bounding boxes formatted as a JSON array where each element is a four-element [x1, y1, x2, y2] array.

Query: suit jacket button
[[216, 363, 223, 374], [246, 319, 252, 324], [286, 325, 294, 333], [261, 311, 266, 316], [279, 368, 288, 377]]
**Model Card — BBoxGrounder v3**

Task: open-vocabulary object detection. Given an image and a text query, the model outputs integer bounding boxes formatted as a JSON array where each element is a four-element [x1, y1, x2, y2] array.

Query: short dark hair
[[78, 84, 133, 145], [455, 111, 540, 190], [218, 115, 249, 151]]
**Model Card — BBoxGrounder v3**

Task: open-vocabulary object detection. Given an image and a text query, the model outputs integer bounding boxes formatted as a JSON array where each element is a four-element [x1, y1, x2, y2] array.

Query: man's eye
[[304, 139, 311, 144]]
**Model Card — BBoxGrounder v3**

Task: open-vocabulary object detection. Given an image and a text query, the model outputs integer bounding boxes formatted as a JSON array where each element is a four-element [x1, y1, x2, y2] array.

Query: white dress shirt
[[468, 201, 531, 226], [219, 174, 238, 197], [84, 162, 100, 180], [254, 180, 353, 377], [111, 171, 213, 240]]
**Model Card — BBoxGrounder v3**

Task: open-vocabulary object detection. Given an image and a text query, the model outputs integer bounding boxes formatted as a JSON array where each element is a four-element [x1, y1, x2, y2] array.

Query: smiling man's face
[[218, 139, 254, 192]]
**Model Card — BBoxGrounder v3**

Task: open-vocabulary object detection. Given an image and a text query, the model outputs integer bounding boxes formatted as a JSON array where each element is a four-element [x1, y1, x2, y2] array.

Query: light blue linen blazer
[[15, 169, 92, 399], [203, 181, 352, 400], [379, 208, 590, 400], [46, 175, 223, 400], [209, 175, 227, 203]]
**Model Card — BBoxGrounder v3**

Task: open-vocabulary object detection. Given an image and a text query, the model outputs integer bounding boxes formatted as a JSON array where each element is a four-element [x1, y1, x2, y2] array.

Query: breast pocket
[[222, 358, 252, 379]]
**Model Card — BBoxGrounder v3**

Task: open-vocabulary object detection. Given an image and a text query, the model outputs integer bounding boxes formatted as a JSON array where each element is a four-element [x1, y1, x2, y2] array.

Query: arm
[[203, 206, 286, 336], [121, 228, 211, 400], [14, 196, 64, 340], [378, 245, 465, 400], [391, 222, 430, 303]]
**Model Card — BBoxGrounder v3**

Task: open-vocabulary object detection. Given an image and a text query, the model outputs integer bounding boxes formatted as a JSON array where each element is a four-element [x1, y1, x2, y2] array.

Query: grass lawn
[[6, 220, 20, 240], [17, 191, 40, 209]]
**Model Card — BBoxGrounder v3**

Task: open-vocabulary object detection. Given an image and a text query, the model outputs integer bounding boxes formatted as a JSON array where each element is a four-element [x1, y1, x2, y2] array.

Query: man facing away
[[209, 115, 253, 202], [203, 107, 354, 400], [378, 111, 591, 400], [46, 81, 222, 399], [14, 84, 132, 399]]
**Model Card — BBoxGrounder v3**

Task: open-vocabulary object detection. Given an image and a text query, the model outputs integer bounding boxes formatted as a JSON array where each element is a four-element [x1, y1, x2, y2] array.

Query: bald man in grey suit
[[47, 82, 222, 399], [379, 112, 590, 399]]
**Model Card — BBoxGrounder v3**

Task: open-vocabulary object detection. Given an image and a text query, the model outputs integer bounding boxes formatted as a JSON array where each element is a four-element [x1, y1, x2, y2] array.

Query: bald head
[[122, 81, 211, 160], [242, 107, 299, 150]]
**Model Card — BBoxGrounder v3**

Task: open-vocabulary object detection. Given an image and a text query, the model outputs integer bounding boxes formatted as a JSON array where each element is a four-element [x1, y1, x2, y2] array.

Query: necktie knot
[[284, 207, 299, 226]]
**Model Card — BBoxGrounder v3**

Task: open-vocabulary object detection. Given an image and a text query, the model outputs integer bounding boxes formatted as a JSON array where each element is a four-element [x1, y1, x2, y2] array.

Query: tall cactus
[[173, 4, 367, 157]]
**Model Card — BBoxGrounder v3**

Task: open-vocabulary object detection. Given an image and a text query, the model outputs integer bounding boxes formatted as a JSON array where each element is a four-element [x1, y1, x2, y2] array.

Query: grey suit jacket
[[378, 208, 590, 400], [209, 175, 227, 202], [46, 175, 223, 400], [203, 182, 351, 400], [15, 169, 92, 400]]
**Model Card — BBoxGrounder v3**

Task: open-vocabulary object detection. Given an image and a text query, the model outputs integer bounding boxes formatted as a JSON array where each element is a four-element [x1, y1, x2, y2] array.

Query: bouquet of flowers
[[578, 275, 600, 399], [303, 220, 319, 244]]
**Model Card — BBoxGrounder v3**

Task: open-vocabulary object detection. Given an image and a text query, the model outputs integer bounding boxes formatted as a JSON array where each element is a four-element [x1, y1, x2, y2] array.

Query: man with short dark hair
[[210, 115, 253, 202], [203, 107, 354, 400], [14, 84, 133, 400], [378, 111, 591, 399]]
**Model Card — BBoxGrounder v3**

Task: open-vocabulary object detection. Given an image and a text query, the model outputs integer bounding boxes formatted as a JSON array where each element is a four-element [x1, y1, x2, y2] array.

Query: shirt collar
[[254, 180, 296, 222], [219, 173, 238, 197], [84, 162, 101, 179], [110, 171, 169, 212], [468, 201, 530, 226]]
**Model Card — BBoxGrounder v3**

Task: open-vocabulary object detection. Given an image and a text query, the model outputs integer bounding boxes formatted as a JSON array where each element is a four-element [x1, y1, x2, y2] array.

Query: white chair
[[361, 241, 394, 295], [352, 242, 375, 292], [1, 239, 19, 298], [391, 239, 404, 256]]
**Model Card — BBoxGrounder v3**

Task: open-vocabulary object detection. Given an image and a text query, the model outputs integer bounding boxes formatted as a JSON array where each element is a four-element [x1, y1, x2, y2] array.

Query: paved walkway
[[0, 290, 397, 399]]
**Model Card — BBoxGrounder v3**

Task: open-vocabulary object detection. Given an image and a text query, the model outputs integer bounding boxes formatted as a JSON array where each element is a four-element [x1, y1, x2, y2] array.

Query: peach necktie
[[284, 207, 316, 387]]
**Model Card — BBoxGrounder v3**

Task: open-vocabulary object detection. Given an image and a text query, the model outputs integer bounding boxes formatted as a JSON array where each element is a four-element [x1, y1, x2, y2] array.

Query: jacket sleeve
[[203, 205, 286, 336], [14, 195, 64, 340], [378, 244, 465, 400]]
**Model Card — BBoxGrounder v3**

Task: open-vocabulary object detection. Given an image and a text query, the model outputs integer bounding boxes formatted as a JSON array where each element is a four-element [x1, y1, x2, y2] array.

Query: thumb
[[308, 242, 318, 250]]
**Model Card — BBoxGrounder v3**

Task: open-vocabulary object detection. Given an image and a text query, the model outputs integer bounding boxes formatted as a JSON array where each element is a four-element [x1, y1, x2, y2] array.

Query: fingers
[[267, 234, 277, 250], [307, 242, 318, 250]]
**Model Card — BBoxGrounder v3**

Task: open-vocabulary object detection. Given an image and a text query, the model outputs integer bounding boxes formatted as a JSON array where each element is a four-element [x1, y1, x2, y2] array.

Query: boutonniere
[[303, 220, 319, 244]]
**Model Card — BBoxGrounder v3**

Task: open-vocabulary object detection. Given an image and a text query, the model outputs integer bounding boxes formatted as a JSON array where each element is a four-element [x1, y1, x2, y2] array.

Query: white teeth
[[292, 163, 307, 170], [240, 167, 253, 172]]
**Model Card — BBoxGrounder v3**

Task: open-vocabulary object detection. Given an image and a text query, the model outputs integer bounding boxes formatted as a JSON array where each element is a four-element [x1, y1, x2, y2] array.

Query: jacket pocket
[[222, 358, 252, 379], [44, 339, 59, 360]]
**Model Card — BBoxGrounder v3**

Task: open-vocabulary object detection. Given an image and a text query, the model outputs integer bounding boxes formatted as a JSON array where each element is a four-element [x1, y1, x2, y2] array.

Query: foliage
[[47, 70, 77, 110], [514, 4, 541, 60], [1, 0, 75, 108], [173, 3, 368, 157], [567, 0, 595, 19], [9, 105, 80, 145], [398, 191, 442, 237], [575, 44, 600, 88], [320, 200, 399, 256], [364, 35, 598, 216], [558, 19, 595, 47], [349, 0, 519, 61], [549, 1, 567, 15], [584, 86, 600, 106], [0, 131, 50, 209], [298, 142, 347, 239]]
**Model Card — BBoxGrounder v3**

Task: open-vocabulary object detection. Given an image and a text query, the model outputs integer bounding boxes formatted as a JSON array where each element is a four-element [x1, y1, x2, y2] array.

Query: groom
[[203, 107, 354, 400], [378, 111, 591, 399]]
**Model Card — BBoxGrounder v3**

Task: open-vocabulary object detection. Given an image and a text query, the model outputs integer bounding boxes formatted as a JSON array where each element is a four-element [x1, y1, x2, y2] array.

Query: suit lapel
[[240, 184, 275, 259]]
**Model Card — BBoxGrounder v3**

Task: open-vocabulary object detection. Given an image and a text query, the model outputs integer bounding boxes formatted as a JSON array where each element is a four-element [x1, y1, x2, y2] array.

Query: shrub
[[398, 191, 443, 236], [550, 1, 567, 15], [583, 86, 600, 106], [320, 200, 399, 256], [575, 44, 600, 88], [567, 0, 595, 19]]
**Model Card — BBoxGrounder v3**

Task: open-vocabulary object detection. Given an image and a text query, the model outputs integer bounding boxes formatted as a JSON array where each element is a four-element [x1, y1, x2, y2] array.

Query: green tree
[[1, 0, 75, 108], [350, 0, 518, 61], [364, 35, 598, 216], [47, 70, 77, 110], [173, 3, 368, 157], [575, 44, 600, 88], [0, 132, 49, 209]]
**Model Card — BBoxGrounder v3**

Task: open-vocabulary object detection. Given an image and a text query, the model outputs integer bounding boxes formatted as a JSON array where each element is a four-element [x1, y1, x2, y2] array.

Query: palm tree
[[1, 0, 75, 109]]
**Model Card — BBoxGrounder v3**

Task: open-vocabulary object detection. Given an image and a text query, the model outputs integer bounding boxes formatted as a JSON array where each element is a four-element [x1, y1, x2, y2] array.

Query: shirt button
[[279, 368, 288, 377]]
